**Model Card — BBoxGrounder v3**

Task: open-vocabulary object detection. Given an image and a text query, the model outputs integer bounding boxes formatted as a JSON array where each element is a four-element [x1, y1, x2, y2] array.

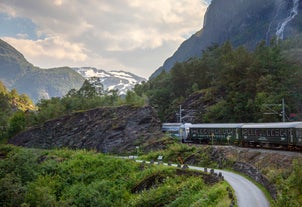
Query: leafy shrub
[[0, 173, 26, 207], [0, 145, 231, 206]]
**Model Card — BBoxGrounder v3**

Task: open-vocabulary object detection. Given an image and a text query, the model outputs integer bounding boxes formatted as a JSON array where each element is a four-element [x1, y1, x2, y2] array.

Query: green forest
[[134, 40, 302, 123]]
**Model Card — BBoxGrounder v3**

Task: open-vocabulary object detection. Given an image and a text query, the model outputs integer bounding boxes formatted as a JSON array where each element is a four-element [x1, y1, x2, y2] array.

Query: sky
[[0, 0, 211, 78]]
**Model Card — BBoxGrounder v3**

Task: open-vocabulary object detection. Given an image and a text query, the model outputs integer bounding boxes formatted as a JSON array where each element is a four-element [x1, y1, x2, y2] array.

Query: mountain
[[0, 39, 146, 102], [0, 39, 85, 102], [73, 67, 146, 95], [151, 0, 302, 78]]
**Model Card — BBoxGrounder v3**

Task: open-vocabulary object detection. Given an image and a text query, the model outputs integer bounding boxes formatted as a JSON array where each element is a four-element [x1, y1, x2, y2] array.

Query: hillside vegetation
[[0, 82, 34, 140], [0, 78, 147, 142], [0, 144, 232, 207], [135, 40, 302, 122]]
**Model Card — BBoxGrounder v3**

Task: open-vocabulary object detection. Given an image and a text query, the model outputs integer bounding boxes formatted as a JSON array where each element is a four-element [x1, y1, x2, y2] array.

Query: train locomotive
[[163, 122, 302, 150]]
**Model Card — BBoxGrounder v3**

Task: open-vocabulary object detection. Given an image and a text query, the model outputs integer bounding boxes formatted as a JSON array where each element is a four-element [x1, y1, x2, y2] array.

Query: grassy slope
[[0, 144, 232, 207]]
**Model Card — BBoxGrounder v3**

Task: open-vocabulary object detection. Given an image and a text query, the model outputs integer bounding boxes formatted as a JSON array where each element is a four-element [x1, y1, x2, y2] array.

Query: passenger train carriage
[[241, 122, 302, 149], [175, 122, 302, 150], [185, 123, 243, 145], [162, 123, 182, 138]]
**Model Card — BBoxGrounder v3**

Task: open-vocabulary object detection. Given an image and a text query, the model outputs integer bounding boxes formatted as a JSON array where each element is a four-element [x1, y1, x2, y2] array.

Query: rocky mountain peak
[[151, 0, 302, 78], [73, 67, 146, 95]]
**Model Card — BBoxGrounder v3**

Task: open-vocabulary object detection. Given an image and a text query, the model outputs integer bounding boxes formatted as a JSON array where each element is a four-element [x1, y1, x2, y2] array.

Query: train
[[162, 123, 182, 138], [162, 122, 302, 150]]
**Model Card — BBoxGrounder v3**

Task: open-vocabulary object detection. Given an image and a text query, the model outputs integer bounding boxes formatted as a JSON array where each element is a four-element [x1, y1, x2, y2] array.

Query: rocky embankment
[[210, 146, 302, 199], [9, 105, 162, 153]]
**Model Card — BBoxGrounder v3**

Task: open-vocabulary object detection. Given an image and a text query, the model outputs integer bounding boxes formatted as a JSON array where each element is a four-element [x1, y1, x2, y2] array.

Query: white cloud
[[54, 0, 63, 6], [3, 37, 87, 61], [0, 0, 209, 78]]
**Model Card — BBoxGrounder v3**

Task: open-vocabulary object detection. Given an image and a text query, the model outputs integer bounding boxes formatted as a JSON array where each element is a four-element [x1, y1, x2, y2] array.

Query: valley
[[1, 0, 302, 206]]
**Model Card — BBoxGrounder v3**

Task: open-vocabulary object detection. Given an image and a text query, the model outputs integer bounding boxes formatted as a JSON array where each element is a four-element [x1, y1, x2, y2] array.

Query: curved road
[[190, 166, 270, 207], [134, 159, 270, 207]]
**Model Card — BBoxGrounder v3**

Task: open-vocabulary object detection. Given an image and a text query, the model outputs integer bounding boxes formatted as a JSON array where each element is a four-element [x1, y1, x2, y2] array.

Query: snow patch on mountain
[[73, 67, 146, 95]]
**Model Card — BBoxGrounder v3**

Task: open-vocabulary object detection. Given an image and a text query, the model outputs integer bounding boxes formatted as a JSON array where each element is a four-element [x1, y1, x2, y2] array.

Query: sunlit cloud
[[0, 0, 210, 78]]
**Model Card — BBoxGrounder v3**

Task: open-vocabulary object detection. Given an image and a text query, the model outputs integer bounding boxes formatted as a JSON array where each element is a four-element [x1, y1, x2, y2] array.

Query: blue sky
[[0, 0, 210, 78], [0, 13, 37, 39]]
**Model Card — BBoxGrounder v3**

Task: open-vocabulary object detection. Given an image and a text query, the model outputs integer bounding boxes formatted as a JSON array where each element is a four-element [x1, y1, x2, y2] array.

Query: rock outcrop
[[9, 105, 162, 153]]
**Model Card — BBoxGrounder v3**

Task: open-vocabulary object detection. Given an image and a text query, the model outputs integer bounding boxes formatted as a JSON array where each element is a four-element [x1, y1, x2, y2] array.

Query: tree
[[77, 80, 98, 98], [124, 91, 146, 107], [8, 111, 26, 137]]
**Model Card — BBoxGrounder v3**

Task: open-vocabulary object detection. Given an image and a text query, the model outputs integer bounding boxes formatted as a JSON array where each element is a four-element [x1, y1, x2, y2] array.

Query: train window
[[296, 129, 302, 138], [242, 129, 248, 136], [275, 129, 280, 136], [248, 128, 255, 136], [266, 129, 271, 137], [228, 129, 232, 135], [271, 129, 275, 136], [280, 129, 286, 136], [260, 129, 265, 136], [255, 129, 259, 136], [252, 129, 257, 136], [228, 129, 232, 134]]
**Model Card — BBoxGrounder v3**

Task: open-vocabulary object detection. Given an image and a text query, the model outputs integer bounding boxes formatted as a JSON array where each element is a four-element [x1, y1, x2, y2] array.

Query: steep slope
[[0, 39, 85, 102], [151, 0, 302, 78], [0, 39, 33, 87], [14, 67, 85, 101], [9, 105, 162, 153]]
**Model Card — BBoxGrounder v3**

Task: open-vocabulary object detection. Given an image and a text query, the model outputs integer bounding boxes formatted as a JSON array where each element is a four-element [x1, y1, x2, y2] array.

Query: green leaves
[[137, 40, 302, 123], [0, 145, 232, 207]]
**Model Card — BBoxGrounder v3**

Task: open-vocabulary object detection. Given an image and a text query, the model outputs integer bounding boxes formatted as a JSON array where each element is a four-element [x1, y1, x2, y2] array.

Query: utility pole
[[263, 98, 286, 122], [282, 98, 285, 122], [179, 105, 183, 123]]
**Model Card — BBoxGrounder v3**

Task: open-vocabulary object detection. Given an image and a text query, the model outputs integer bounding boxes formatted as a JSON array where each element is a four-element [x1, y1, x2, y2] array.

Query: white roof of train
[[162, 123, 182, 126], [187, 122, 302, 129], [189, 123, 244, 128], [242, 122, 302, 128]]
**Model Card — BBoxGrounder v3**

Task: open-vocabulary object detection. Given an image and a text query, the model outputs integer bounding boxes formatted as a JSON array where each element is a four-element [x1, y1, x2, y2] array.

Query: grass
[[0, 144, 233, 207]]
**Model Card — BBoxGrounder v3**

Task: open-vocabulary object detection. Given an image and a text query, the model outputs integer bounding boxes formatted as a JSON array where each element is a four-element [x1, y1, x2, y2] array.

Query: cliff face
[[8, 106, 162, 153], [151, 0, 302, 78]]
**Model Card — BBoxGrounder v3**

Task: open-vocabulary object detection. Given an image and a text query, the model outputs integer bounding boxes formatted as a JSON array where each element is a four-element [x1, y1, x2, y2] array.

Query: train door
[[235, 128, 240, 145], [179, 123, 191, 143], [295, 128, 302, 148], [289, 128, 294, 145]]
